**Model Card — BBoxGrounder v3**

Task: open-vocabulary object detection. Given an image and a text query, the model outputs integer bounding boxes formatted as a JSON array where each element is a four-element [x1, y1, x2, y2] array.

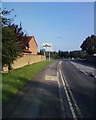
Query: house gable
[[28, 36, 38, 55]]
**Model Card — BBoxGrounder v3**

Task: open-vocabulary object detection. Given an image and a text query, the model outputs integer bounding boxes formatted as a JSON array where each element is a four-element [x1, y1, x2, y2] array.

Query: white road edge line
[[70, 61, 88, 76], [79, 69, 87, 75]]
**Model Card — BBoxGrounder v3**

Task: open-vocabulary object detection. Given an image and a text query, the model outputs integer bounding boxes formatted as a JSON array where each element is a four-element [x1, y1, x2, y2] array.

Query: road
[[3, 60, 95, 119], [58, 60, 95, 119]]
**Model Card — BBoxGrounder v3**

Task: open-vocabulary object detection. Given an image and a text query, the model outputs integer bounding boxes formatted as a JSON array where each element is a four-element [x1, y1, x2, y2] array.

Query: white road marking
[[79, 69, 87, 75], [59, 61, 62, 65], [76, 66, 79, 69], [45, 75, 57, 81], [57, 72, 60, 88], [70, 61, 88, 76]]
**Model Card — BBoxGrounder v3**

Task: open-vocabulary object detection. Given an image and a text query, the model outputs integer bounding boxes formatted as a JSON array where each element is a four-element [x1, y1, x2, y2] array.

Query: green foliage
[[1, 9, 27, 72], [70, 50, 87, 59], [39, 49, 49, 58], [39, 49, 44, 55], [51, 51, 59, 59], [80, 35, 96, 54], [1, 8, 15, 26], [58, 50, 69, 58], [50, 50, 86, 59], [9, 23, 28, 50], [2, 27, 21, 70], [2, 59, 53, 103], [45, 51, 49, 58]]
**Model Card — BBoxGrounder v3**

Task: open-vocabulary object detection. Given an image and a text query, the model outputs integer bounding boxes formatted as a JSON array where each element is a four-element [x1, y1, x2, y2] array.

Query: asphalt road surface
[[58, 60, 95, 119], [3, 60, 95, 119], [3, 61, 61, 118]]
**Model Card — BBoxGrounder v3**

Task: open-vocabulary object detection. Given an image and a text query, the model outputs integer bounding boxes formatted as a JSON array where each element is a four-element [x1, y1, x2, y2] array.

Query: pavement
[[2, 61, 62, 118], [2, 60, 96, 119]]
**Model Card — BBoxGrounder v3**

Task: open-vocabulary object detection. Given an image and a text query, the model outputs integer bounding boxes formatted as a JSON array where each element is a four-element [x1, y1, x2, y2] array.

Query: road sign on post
[[49, 51, 50, 61], [41, 43, 52, 61], [44, 49, 46, 61]]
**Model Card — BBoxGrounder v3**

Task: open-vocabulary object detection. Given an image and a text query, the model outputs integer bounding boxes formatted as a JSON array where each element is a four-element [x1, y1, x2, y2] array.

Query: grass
[[2, 59, 53, 104]]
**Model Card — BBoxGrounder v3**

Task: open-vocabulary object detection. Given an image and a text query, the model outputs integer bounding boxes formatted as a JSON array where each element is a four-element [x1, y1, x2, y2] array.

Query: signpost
[[41, 43, 52, 61]]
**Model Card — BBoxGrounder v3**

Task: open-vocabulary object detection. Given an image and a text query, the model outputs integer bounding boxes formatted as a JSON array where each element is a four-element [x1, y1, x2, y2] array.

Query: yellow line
[[62, 72, 83, 118], [59, 69, 77, 120]]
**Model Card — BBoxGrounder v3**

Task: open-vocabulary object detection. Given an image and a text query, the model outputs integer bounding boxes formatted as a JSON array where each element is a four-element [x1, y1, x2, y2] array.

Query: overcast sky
[[3, 2, 94, 52]]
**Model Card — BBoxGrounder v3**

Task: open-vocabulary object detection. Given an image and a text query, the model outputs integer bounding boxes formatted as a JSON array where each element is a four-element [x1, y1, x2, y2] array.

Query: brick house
[[23, 36, 38, 55]]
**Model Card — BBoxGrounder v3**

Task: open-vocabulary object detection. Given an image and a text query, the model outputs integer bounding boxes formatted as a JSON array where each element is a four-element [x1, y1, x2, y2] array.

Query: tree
[[1, 8, 28, 49], [58, 50, 64, 58], [63, 51, 69, 58], [80, 35, 96, 54], [1, 8, 15, 26], [2, 27, 21, 72], [79, 51, 87, 59], [51, 51, 58, 59], [40, 49, 44, 55], [1, 9, 27, 72], [57, 50, 69, 59]]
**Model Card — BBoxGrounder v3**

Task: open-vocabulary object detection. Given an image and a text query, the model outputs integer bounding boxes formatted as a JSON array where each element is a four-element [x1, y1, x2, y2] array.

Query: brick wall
[[3, 54, 45, 72]]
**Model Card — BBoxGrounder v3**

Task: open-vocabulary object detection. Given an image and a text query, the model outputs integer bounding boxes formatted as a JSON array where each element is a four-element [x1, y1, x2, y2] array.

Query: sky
[[2, 2, 94, 52]]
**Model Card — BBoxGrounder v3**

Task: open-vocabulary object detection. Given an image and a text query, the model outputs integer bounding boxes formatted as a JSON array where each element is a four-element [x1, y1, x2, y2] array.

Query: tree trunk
[[8, 64, 11, 73]]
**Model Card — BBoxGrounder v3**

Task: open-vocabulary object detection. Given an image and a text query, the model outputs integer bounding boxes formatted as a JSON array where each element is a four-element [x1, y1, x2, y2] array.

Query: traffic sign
[[41, 43, 52, 52]]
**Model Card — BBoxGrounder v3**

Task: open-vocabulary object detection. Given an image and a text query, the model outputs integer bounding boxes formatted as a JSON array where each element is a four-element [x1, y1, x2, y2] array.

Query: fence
[[3, 54, 45, 72]]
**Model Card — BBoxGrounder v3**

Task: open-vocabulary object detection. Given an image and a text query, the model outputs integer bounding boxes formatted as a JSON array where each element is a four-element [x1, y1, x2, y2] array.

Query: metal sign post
[[44, 49, 46, 61], [41, 43, 52, 62], [49, 51, 50, 61]]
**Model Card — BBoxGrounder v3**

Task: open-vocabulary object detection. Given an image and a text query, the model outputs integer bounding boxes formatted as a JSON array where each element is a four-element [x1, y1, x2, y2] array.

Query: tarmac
[[2, 61, 62, 118]]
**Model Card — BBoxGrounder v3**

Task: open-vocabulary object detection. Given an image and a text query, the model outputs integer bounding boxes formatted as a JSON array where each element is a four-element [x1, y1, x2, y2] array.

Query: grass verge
[[2, 59, 53, 104]]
